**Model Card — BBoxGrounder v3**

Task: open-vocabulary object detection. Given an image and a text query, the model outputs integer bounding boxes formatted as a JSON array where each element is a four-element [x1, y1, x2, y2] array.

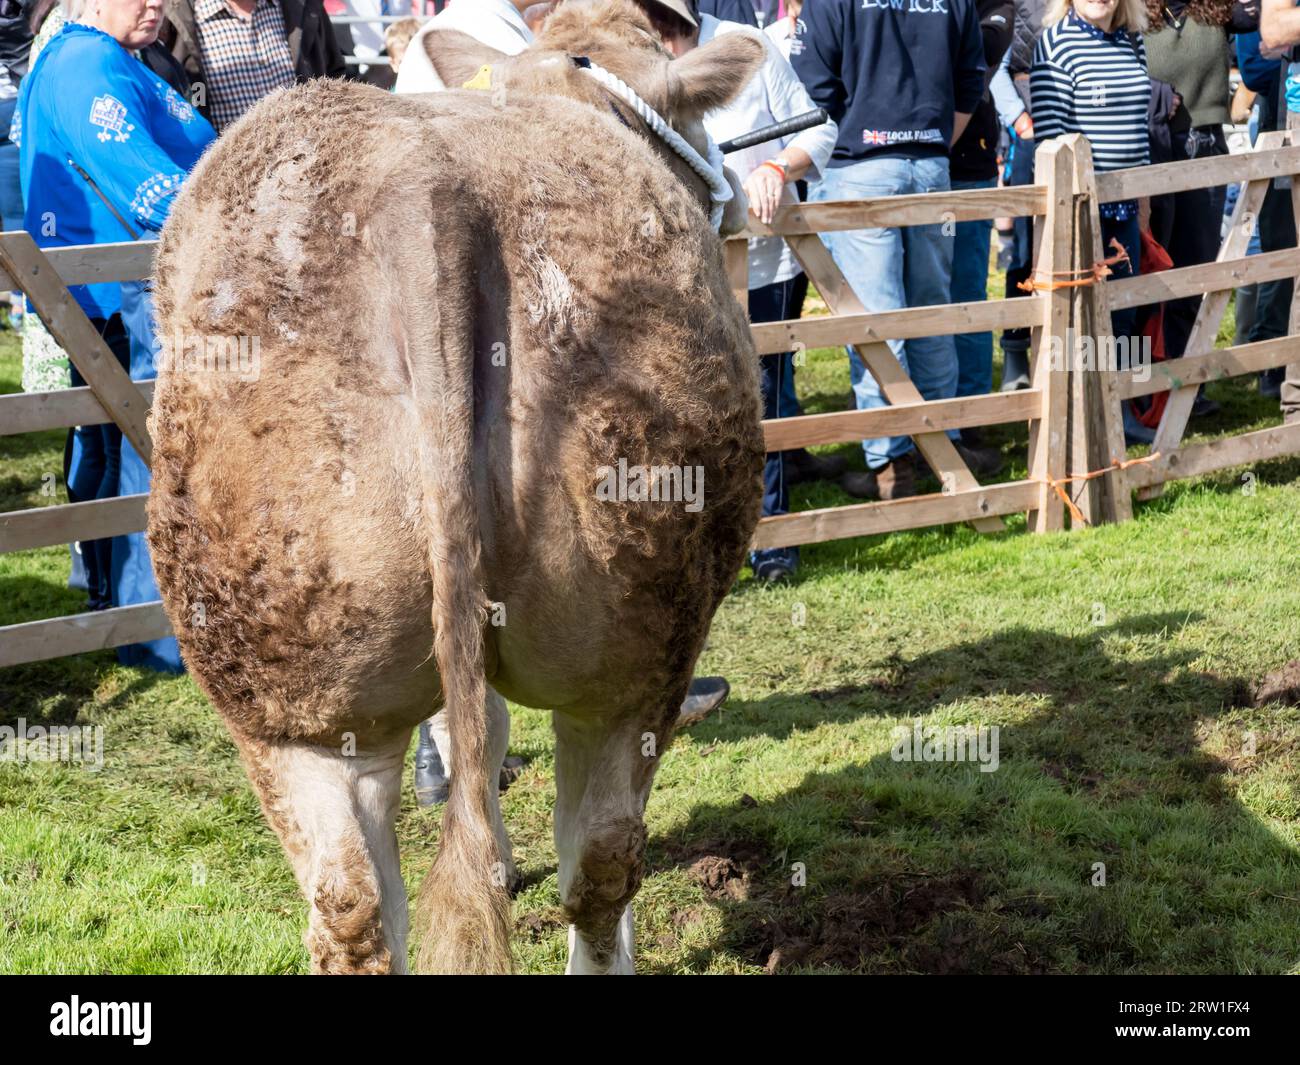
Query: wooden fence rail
[[4, 133, 1300, 666]]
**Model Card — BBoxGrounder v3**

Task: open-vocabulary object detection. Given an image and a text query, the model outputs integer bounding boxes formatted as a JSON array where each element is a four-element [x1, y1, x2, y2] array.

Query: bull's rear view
[[146, 0, 764, 973]]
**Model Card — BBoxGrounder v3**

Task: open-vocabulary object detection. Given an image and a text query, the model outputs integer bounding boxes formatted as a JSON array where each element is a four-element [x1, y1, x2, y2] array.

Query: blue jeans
[[812, 156, 957, 469], [1097, 210, 1151, 446], [0, 94, 21, 313], [1101, 212, 1140, 347], [66, 315, 129, 609], [1002, 132, 1037, 364], [0, 95, 21, 234], [113, 282, 183, 671], [951, 177, 996, 397], [778, 276, 803, 417], [749, 278, 801, 572]]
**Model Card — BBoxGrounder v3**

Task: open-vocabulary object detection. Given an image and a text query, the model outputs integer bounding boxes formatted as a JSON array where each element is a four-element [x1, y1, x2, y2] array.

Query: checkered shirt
[[194, 0, 296, 132]]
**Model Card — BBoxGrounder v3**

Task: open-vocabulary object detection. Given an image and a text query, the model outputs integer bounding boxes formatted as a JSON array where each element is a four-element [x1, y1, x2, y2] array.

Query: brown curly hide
[[146, 0, 765, 975]]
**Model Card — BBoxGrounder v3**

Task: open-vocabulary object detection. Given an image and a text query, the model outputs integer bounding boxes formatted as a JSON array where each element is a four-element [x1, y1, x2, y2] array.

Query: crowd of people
[[5, 0, 1300, 788], [716, 0, 1296, 577]]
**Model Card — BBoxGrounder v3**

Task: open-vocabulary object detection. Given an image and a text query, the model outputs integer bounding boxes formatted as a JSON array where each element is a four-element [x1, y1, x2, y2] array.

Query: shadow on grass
[[0, 427, 65, 465], [650, 612, 1300, 974], [0, 571, 87, 627], [0, 650, 167, 727]]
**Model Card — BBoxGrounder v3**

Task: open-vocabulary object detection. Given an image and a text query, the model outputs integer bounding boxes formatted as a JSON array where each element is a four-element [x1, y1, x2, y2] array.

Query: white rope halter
[[578, 61, 732, 231]]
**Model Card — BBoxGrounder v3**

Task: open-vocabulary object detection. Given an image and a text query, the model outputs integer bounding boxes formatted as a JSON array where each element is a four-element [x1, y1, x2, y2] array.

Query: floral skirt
[[20, 312, 71, 393]]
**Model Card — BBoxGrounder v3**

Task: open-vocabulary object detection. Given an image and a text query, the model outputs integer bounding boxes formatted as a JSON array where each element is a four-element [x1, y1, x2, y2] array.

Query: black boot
[[1260, 367, 1284, 399], [1000, 348, 1031, 391], [1191, 387, 1221, 419], [678, 676, 730, 727], [414, 721, 450, 807], [784, 448, 848, 485]]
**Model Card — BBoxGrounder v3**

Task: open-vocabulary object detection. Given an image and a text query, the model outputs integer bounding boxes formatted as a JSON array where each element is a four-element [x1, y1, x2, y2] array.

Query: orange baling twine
[[1041, 452, 1161, 525], [1017, 238, 1131, 293]]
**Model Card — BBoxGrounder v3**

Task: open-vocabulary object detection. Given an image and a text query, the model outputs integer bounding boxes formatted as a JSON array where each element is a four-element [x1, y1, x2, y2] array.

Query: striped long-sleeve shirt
[[1029, 11, 1150, 174]]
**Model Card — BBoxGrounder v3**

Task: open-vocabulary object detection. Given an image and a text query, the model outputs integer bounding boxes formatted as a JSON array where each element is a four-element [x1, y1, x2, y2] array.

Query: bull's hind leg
[[553, 701, 674, 975], [234, 732, 411, 974]]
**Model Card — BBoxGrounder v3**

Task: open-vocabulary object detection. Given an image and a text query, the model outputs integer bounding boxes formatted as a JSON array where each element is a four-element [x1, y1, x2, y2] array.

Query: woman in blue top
[[15, 0, 215, 668]]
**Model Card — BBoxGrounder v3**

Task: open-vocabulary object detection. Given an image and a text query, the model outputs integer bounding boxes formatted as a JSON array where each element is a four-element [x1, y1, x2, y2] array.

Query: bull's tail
[[410, 223, 512, 975]]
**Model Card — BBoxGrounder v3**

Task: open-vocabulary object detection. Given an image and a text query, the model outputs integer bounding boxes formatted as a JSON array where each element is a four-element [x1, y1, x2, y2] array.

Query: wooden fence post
[[1026, 138, 1073, 532], [1068, 137, 1132, 525]]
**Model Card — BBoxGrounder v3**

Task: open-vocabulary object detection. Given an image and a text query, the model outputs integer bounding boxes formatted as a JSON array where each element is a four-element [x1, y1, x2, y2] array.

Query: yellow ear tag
[[462, 65, 493, 91]]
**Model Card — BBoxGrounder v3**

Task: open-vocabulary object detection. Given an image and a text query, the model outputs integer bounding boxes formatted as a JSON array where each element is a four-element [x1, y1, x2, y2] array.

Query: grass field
[[3, 294, 1300, 975]]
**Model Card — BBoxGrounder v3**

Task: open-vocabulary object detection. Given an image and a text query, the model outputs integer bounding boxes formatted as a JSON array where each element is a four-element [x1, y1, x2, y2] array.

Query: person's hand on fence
[[743, 160, 786, 225]]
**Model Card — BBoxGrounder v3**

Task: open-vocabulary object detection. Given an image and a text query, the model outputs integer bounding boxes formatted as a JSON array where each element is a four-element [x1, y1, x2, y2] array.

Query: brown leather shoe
[[839, 455, 917, 501], [876, 454, 916, 500]]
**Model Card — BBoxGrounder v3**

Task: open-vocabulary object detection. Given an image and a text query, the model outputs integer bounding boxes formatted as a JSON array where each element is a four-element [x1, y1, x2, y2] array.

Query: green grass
[[3, 299, 1299, 975]]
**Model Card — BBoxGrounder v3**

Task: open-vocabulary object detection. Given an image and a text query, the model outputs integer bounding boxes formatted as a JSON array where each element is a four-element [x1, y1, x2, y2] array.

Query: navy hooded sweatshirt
[[791, 0, 987, 165]]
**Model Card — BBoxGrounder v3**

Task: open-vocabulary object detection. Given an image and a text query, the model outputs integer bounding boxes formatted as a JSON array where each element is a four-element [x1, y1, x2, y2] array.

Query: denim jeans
[[66, 315, 130, 609], [1101, 213, 1140, 347], [749, 278, 801, 572], [1001, 132, 1037, 365], [0, 94, 21, 313], [951, 176, 996, 397], [778, 277, 804, 417], [812, 155, 957, 469], [1098, 212, 1150, 444], [0, 95, 21, 234]]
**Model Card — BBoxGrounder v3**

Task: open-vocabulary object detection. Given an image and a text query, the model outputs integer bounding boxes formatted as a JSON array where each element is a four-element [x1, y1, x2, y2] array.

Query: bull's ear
[[522, 2, 559, 32], [667, 31, 766, 118], [422, 29, 510, 90]]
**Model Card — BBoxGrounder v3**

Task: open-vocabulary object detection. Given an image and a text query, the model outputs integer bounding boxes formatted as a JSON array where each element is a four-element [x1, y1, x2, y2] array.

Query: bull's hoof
[[414, 722, 449, 807], [678, 676, 730, 728]]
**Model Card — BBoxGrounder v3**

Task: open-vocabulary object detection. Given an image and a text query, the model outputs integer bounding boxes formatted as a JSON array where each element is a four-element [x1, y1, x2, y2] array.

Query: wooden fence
[[0, 236, 163, 668], [725, 143, 1066, 549], [1074, 129, 1300, 521], [2, 131, 1300, 667]]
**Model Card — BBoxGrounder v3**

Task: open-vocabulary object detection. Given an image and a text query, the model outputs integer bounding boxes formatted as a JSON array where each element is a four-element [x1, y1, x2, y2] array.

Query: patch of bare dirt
[[809, 685, 864, 703], [689, 855, 751, 900], [515, 908, 565, 943], [743, 874, 997, 973], [765, 874, 1054, 973], [1254, 661, 1300, 707], [661, 835, 1056, 974], [675, 837, 773, 902]]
